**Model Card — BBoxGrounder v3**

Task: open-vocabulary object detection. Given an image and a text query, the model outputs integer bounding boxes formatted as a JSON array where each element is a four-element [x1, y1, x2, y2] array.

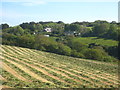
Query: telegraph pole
[[118, 1, 120, 22]]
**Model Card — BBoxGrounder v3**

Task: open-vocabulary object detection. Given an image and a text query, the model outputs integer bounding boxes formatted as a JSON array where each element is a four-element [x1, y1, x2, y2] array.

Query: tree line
[[1, 20, 120, 62]]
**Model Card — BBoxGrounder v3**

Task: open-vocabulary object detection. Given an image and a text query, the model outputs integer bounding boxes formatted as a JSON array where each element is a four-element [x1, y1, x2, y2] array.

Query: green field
[[0, 45, 119, 88], [71, 37, 118, 47], [51, 37, 118, 47]]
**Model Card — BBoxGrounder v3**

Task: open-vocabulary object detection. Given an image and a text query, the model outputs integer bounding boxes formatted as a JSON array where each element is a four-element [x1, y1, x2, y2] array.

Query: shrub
[[82, 48, 113, 62], [67, 39, 87, 52], [17, 34, 35, 48], [57, 43, 71, 56], [2, 33, 18, 45], [71, 50, 85, 58], [34, 35, 58, 51]]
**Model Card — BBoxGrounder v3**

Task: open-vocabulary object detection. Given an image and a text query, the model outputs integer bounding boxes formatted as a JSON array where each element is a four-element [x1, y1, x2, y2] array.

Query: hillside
[[0, 45, 119, 88]]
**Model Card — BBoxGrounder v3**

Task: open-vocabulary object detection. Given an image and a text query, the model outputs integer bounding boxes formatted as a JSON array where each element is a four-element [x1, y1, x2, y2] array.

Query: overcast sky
[[1, 0, 119, 26]]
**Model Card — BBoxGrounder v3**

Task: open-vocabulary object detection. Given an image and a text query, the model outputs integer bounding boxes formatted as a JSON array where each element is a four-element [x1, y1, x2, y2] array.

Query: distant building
[[65, 31, 81, 36], [44, 35, 50, 37], [33, 32, 36, 34], [44, 28, 52, 32], [65, 31, 74, 36]]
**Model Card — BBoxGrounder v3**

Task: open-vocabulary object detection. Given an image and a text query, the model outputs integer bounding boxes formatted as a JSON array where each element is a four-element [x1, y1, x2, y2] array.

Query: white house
[[44, 28, 52, 32]]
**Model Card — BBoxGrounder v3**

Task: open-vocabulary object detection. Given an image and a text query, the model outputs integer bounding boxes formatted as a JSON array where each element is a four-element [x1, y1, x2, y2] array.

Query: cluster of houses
[[64, 31, 81, 36], [33, 28, 52, 37], [33, 27, 81, 37], [33, 28, 52, 34]]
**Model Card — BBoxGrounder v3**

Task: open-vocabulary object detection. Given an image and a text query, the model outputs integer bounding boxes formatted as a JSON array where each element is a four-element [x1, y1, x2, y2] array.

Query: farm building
[[44, 35, 50, 37], [65, 31, 81, 36], [44, 28, 52, 32]]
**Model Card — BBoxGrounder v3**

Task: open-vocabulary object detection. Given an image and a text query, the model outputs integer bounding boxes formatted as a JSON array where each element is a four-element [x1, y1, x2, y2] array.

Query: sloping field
[[0, 45, 119, 88], [72, 37, 118, 47]]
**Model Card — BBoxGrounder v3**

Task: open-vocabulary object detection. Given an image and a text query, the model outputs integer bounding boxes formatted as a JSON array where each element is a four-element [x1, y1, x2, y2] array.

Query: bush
[[46, 42, 59, 53], [82, 48, 114, 62], [17, 34, 35, 48], [34, 35, 58, 51], [101, 56, 117, 62], [67, 39, 87, 52], [2, 33, 18, 45], [71, 50, 85, 58], [57, 43, 71, 56]]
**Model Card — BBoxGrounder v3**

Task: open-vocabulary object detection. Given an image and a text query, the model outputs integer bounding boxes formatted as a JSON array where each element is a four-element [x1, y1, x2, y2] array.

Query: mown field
[[0, 45, 119, 88]]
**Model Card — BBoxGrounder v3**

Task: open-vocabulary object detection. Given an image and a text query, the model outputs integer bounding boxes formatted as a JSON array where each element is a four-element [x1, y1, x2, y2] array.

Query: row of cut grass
[[1, 45, 119, 88]]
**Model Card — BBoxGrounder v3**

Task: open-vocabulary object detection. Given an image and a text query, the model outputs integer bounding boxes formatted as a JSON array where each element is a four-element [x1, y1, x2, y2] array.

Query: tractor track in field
[[69, 68, 119, 85], [2, 53, 113, 87], [41, 62, 115, 86], [1, 50, 96, 87], [13, 46, 118, 79], [1, 57, 53, 84], [0, 62, 29, 82], [0, 85, 12, 89], [1, 45, 119, 88], [2, 50, 118, 86], [0, 75, 6, 81], [5, 55, 71, 85], [1, 53, 85, 86]]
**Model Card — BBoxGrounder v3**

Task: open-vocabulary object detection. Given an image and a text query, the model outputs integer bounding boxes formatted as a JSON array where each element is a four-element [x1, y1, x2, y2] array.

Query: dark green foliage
[[65, 24, 81, 32], [34, 35, 58, 52], [0, 23, 9, 29], [2, 33, 18, 45], [17, 34, 35, 48], [57, 43, 71, 56], [66, 39, 87, 52], [82, 48, 116, 62], [20, 22, 43, 33], [71, 50, 85, 58], [3, 26, 25, 36], [104, 46, 118, 58], [92, 23, 110, 36], [33, 35, 71, 56], [100, 24, 118, 40]]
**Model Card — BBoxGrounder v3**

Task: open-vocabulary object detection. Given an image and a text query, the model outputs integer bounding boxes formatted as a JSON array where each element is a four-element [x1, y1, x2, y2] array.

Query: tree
[[67, 39, 87, 52], [106, 24, 118, 40], [94, 20, 108, 24], [71, 50, 85, 58], [34, 35, 58, 52], [1, 24, 9, 29], [17, 34, 35, 48], [83, 48, 113, 62], [2, 33, 17, 45], [92, 23, 110, 36], [57, 43, 71, 56], [35, 24, 43, 32], [3, 26, 25, 36], [20, 22, 30, 29], [34, 35, 50, 50], [57, 21, 64, 24], [11, 26, 25, 36]]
